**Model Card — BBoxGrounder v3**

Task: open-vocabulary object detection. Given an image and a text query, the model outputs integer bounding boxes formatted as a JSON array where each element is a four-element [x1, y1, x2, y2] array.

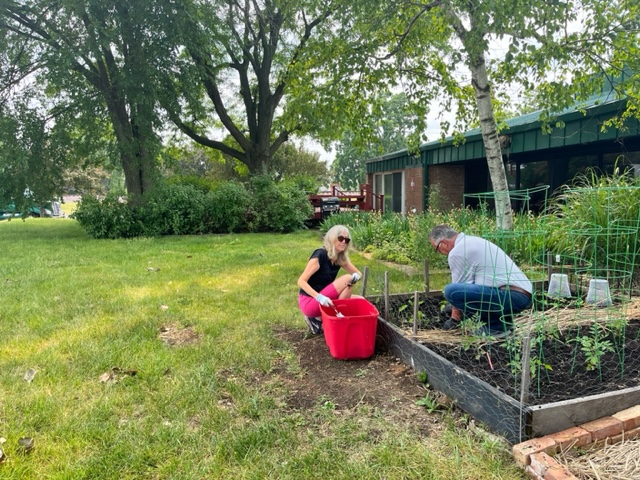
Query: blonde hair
[[323, 224, 351, 265]]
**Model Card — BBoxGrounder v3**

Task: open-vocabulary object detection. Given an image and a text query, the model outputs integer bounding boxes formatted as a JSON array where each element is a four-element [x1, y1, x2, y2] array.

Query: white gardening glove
[[316, 294, 333, 307], [350, 273, 361, 285]]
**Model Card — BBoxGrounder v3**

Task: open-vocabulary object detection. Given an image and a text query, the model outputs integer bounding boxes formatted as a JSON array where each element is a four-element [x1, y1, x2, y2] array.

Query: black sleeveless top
[[299, 248, 340, 296]]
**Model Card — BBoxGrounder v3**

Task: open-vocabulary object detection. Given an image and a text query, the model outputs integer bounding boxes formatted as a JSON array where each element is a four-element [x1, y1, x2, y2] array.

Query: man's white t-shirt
[[448, 233, 532, 294]]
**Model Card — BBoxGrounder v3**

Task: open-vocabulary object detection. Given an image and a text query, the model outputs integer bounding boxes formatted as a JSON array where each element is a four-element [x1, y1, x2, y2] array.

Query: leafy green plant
[[571, 323, 615, 372], [415, 393, 441, 413], [73, 177, 312, 238], [397, 298, 428, 326], [542, 168, 640, 273]]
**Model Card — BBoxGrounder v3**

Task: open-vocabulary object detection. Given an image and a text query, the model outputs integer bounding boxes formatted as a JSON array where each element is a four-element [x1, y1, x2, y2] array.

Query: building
[[366, 87, 640, 214]]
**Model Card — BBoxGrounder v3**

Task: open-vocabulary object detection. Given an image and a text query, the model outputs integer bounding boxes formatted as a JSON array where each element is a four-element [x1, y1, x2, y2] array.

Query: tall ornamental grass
[[542, 169, 640, 280]]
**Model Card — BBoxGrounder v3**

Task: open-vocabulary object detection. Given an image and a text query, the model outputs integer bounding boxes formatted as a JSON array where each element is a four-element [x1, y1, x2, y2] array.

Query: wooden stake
[[413, 290, 419, 335], [361, 266, 369, 297], [520, 334, 532, 405], [384, 271, 389, 322], [424, 258, 430, 293]]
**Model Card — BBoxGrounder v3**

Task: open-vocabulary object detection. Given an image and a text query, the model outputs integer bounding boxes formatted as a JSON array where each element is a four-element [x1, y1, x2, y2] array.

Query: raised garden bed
[[371, 291, 640, 444]]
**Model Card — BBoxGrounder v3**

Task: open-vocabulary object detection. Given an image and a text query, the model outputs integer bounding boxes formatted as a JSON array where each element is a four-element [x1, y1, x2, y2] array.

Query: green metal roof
[[366, 91, 640, 173]]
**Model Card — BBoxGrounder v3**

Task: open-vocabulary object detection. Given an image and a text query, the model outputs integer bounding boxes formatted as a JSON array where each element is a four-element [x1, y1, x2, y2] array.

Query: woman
[[297, 225, 362, 334]]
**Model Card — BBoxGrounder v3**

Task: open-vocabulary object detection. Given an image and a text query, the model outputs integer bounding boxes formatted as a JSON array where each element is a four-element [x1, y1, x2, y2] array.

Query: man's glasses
[[434, 240, 443, 253], [337, 235, 351, 244]]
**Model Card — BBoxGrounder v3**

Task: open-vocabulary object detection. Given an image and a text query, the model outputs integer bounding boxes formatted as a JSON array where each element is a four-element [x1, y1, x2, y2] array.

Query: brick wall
[[428, 165, 465, 210], [404, 167, 423, 213]]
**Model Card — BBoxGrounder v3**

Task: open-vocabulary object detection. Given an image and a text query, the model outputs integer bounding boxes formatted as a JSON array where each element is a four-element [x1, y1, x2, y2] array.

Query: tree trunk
[[108, 99, 157, 198], [469, 52, 513, 230]]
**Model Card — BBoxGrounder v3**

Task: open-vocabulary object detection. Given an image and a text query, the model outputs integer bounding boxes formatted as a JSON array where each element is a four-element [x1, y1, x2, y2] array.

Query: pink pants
[[298, 284, 339, 318]]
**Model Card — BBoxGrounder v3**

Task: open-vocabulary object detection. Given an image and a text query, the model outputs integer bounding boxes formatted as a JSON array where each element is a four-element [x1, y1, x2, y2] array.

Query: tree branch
[[173, 118, 246, 162]]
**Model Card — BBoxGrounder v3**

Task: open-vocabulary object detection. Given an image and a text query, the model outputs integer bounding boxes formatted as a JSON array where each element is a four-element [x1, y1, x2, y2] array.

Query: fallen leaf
[[160, 305, 169, 311], [0, 446, 5, 463], [99, 371, 113, 383], [23, 368, 36, 383]]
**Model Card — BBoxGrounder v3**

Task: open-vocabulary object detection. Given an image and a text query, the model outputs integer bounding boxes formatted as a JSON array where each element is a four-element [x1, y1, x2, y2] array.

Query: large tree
[[160, 0, 363, 176], [0, 0, 175, 197]]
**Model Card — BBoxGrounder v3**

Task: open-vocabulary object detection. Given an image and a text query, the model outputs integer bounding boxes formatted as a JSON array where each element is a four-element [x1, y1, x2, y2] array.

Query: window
[[374, 172, 404, 213]]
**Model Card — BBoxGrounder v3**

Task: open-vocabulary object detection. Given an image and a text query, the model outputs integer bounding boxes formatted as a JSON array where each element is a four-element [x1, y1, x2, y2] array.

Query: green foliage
[[71, 194, 144, 239], [332, 92, 414, 189], [542, 168, 640, 275], [166, 174, 218, 193], [321, 207, 547, 271], [160, 0, 360, 176], [140, 183, 210, 236], [1, 0, 166, 196], [0, 104, 69, 210], [415, 393, 442, 413], [270, 143, 329, 185], [73, 178, 309, 238], [571, 324, 615, 373], [208, 181, 251, 233], [246, 176, 312, 233], [322, 211, 417, 265]]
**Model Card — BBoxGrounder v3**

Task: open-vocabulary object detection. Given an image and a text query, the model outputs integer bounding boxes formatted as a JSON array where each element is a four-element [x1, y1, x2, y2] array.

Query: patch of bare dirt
[[159, 323, 200, 346], [272, 327, 450, 437]]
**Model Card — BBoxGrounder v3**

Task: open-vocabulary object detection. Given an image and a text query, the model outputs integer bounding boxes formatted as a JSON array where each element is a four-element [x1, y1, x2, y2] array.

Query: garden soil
[[271, 327, 451, 438]]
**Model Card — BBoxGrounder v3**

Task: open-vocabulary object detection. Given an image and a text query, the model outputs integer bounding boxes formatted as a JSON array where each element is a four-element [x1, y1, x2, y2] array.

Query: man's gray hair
[[429, 225, 458, 243]]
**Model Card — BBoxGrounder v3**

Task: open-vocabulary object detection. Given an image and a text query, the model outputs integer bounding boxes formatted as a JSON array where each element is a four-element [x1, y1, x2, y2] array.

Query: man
[[429, 224, 532, 336]]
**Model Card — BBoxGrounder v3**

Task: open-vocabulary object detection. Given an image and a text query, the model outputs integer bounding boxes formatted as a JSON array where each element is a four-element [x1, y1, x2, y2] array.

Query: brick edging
[[512, 404, 640, 479]]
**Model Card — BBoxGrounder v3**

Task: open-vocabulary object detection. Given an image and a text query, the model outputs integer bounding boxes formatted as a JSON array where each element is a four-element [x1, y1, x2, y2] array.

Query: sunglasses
[[434, 240, 444, 253], [337, 235, 351, 244]]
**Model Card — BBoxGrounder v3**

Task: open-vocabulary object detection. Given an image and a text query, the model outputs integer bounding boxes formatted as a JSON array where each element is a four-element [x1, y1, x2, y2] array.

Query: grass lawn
[[0, 219, 526, 479]]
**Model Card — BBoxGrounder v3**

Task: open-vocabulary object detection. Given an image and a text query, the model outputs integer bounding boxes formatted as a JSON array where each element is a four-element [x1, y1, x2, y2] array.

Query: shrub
[[207, 181, 251, 233], [140, 183, 209, 236], [74, 177, 313, 238], [246, 176, 312, 233], [72, 194, 144, 239]]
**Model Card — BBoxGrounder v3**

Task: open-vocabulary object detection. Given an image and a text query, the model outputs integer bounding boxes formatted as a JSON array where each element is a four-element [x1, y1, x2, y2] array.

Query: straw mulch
[[402, 296, 640, 346], [557, 437, 640, 480]]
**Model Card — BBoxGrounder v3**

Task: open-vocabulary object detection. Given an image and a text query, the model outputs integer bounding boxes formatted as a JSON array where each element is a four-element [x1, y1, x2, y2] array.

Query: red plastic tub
[[320, 297, 379, 360]]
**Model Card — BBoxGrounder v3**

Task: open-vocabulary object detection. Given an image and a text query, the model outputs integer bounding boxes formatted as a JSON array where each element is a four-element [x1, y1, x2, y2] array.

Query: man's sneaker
[[474, 325, 510, 339], [304, 316, 323, 335], [442, 318, 460, 330]]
